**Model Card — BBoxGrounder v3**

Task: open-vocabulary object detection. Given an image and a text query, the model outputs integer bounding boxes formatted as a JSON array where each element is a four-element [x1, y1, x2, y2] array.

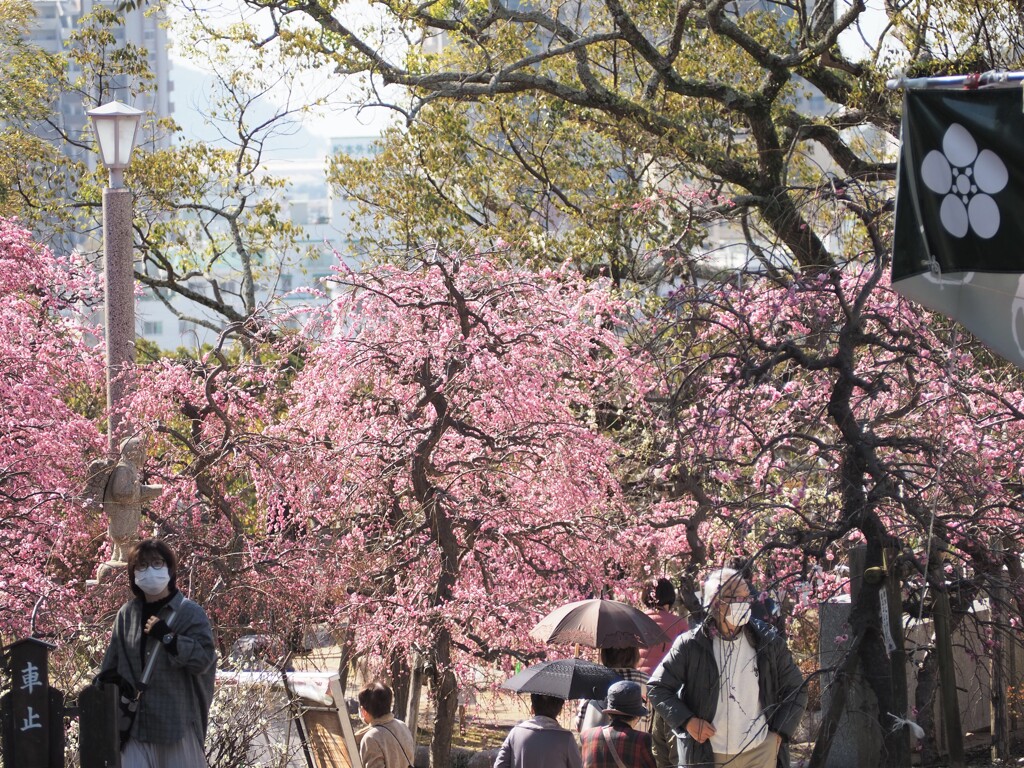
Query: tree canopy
[[6, 0, 1024, 762]]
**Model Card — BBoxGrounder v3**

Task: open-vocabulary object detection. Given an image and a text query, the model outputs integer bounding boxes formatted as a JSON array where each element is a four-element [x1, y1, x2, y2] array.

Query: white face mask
[[135, 566, 171, 596], [723, 601, 751, 628]]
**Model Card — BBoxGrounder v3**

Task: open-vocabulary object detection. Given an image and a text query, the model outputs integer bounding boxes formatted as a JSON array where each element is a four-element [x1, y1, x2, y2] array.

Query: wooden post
[[883, 548, 911, 766], [990, 543, 1011, 762], [405, 655, 422, 741], [0, 637, 63, 768], [933, 588, 965, 768], [849, 546, 866, 603]]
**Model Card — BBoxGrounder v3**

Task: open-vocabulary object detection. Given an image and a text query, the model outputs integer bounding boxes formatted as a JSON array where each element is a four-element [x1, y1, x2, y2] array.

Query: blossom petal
[[943, 123, 977, 167], [974, 149, 1008, 194], [921, 150, 952, 193], [940, 195, 969, 237], [968, 194, 1000, 239]]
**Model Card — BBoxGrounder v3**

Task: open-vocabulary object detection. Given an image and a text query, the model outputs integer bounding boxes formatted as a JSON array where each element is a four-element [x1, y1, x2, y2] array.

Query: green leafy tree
[[329, 96, 705, 289], [0, 1, 80, 238], [7, 6, 326, 343], [223, 0, 1021, 283]]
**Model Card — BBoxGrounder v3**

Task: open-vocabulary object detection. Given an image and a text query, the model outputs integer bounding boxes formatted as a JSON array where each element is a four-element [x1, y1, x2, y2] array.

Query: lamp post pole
[[87, 100, 143, 452], [85, 102, 162, 578], [102, 178, 135, 451]]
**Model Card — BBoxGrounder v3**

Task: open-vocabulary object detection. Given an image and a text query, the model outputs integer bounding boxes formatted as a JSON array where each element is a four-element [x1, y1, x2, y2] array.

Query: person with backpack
[[580, 680, 656, 768]]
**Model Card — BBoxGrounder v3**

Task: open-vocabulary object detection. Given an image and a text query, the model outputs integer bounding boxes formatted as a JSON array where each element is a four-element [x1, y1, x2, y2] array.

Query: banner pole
[[886, 70, 1024, 90]]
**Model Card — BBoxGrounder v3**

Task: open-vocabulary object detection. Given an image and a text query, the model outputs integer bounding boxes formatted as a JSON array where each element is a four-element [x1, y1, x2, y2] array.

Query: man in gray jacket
[[648, 568, 806, 768], [494, 694, 582, 768]]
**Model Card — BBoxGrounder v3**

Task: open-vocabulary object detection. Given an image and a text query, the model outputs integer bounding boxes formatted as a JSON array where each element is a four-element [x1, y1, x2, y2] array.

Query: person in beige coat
[[357, 682, 416, 768]]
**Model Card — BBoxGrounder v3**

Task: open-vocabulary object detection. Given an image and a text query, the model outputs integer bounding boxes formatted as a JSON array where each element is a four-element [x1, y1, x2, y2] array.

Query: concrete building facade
[[26, 0, 173, 160]]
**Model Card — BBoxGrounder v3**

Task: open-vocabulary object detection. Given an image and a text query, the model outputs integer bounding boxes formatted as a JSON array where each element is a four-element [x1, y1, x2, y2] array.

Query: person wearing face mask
[[99, 538, 216, 767], [647, 567, 806, 768]]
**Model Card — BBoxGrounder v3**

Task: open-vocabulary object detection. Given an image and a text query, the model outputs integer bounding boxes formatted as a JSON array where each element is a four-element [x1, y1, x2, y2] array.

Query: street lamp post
[[88, 100, 143, 452], [86, 101, 162, 578]]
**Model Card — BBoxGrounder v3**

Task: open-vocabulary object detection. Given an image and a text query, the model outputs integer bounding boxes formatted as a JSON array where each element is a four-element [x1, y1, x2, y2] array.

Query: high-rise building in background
[[26, 0, 173, 162], [23, 5, 382, 351], [135, 138, 381, 351]]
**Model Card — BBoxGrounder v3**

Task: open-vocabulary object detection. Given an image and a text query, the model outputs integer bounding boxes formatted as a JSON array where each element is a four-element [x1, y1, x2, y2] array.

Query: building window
[[178, 319, 196, 334], [142, 321, 163, 335]]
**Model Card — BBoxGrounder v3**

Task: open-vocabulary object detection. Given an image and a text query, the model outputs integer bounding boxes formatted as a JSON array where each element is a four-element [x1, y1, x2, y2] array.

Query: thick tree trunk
[[758, 188, 834, 269], [882, 552, 911, 767], [932, 588, 965, 767], [860, 628, 903, 768], [390, 653, 413, 725], [852, 543, 909, 768], [429, 628, 460, 768], [410, 355, 464, 767]]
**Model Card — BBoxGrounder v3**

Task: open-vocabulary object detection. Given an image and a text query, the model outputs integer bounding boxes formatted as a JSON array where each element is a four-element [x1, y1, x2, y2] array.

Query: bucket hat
[[602, 680, 648, 718]]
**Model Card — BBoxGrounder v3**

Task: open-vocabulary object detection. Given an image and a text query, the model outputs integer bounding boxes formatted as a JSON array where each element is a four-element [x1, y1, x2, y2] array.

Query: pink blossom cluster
[[0, 219, 106, 639]]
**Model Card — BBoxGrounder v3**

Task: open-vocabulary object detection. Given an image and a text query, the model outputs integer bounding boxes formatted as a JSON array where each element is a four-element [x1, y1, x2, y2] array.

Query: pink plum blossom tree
[[0, 218, 106, 640], [263, 252, 650, 766], [637, 257, 1024, 766]]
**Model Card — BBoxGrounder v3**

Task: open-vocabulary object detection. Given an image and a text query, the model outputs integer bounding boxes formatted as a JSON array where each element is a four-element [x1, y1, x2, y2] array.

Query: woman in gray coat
[[494, 694, 583, 768], [100, 538, 216, 768]]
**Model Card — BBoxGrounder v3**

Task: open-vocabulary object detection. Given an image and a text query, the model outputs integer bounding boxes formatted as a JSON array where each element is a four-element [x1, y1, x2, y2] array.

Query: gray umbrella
[[501, 658, 621, 700]]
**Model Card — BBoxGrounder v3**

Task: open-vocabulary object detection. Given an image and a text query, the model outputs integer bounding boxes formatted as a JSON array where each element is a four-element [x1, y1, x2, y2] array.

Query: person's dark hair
[[358, 682, 394, 719], [126, 538, 177, 599], [601, 646, 640, 669], [642, 577, 676, 609], [530, 693, 565, 719], [729, 556, 755, 583]]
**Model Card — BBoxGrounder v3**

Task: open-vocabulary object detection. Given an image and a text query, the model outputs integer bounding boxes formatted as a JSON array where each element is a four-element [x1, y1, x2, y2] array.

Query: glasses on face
[[136, 558, 166, 571]]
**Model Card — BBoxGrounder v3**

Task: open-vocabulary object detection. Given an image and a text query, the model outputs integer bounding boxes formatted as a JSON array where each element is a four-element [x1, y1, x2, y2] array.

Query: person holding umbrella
[[493, 694, 582, 768], [580, 680, 656, 768], [526, 595, 669, 735], [497, 658, 618, 768]]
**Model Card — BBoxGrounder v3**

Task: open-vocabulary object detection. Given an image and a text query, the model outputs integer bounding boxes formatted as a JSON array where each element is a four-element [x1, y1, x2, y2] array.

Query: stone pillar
[[103, 185, 136, 453], [819, 598, 880, 768]]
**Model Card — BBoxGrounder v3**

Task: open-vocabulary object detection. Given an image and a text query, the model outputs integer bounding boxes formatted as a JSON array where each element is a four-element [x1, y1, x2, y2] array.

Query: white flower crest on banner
[[920, 123, 1008, 239]]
